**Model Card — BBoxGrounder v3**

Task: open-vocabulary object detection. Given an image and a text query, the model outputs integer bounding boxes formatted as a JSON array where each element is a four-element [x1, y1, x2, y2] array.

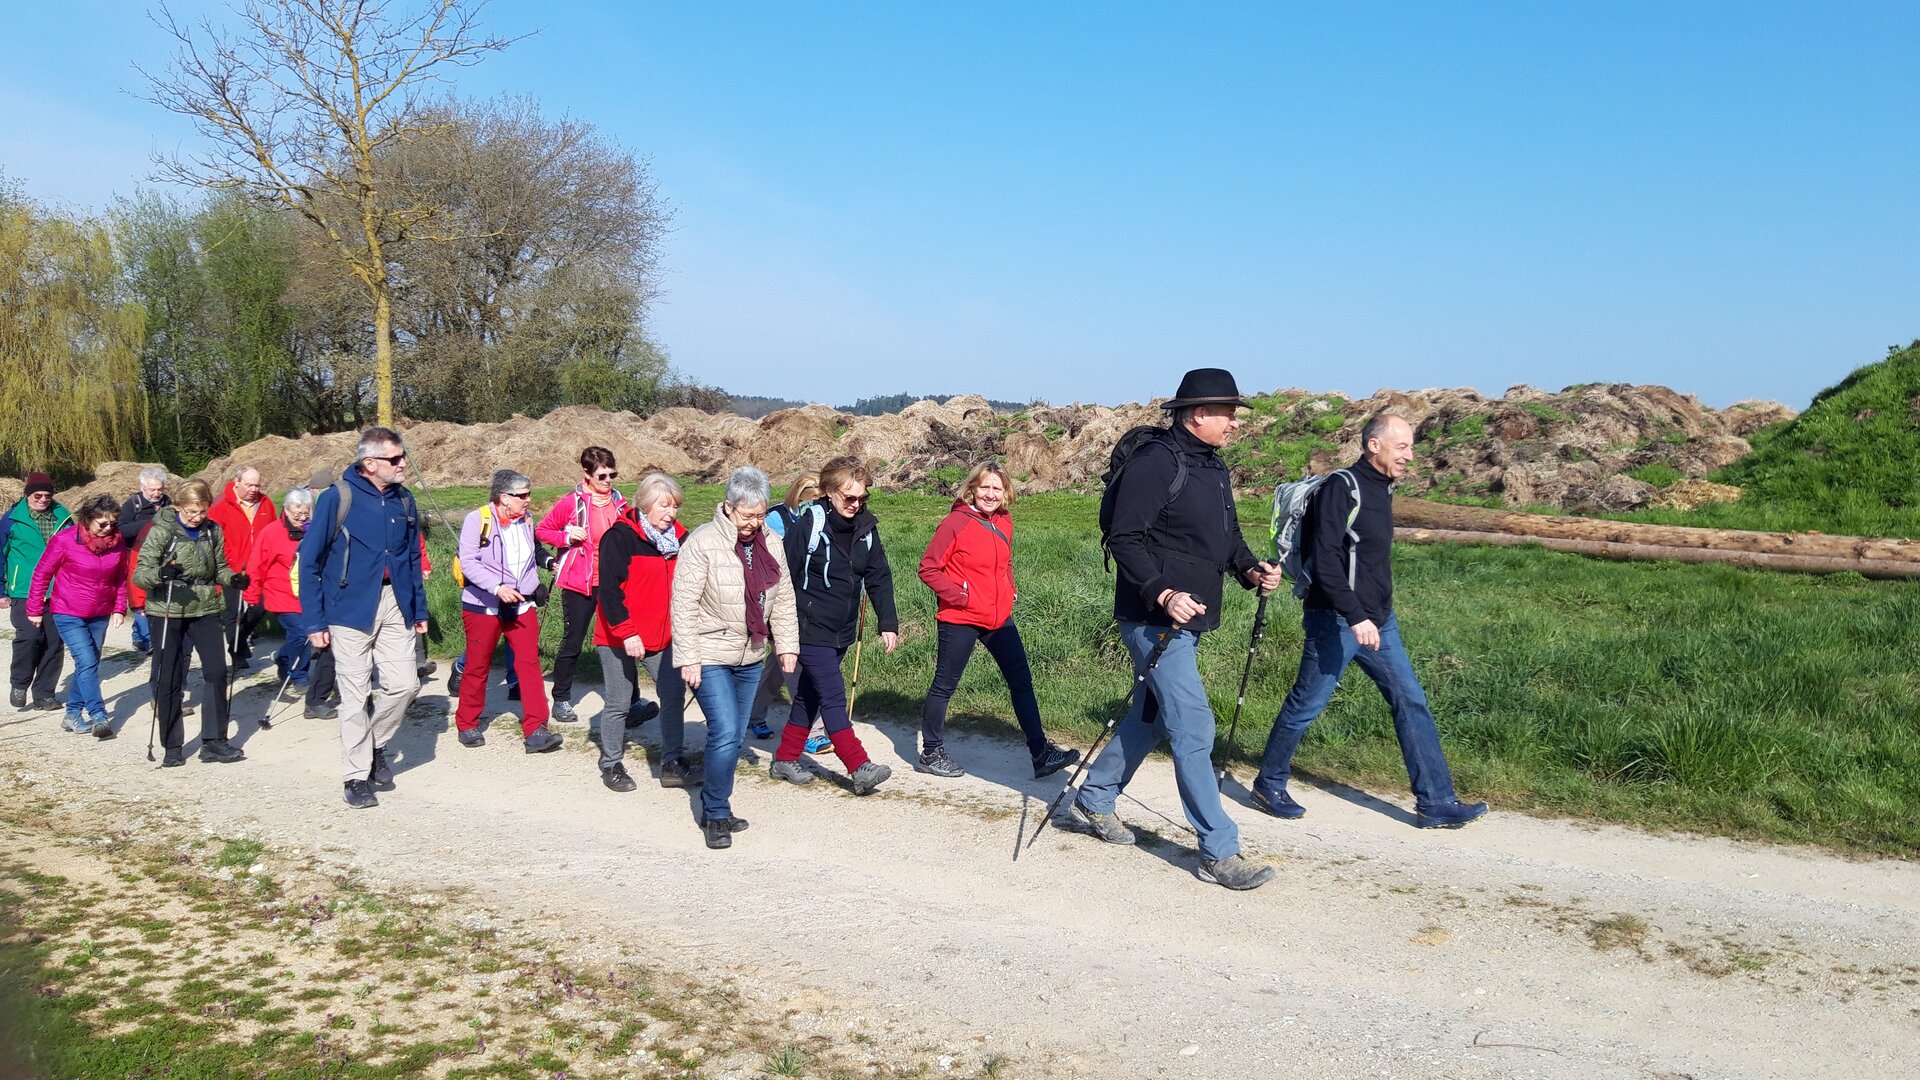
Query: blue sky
[[3, 2, 1915, 409]]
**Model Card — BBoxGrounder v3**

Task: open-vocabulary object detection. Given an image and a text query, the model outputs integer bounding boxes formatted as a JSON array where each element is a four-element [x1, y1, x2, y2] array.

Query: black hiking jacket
[[1108, 423, 1260, 634], [782, 499, 900, 649], [1303, 456, 1395, 626]]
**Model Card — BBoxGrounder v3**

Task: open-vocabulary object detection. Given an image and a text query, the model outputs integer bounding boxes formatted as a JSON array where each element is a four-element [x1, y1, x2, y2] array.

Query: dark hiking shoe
[[343, 779, 378, 809], [1250, 787, 1307, 820], [701, 817, 732, 849], [849, 761, 892, 796], [370, 747, 395, 791], [506, 684, 521, 702], [199, 741, 245, 764], [658, 755, 700, 788], [626, 699, 659, 728], [305, 703, 339, 720], [161, 749, 186, 768], [524, 727, 563, 754], [416, 660, 438, 679], [8, 688, 25, 709], [90, 715, 115, 740], [1197, 854, 1276, 891], [551, 698, 578, 723], [1415, 801, 1488, 830], [1032, 744, 1080, 780], [1072, 798, 1135, 845], [915, 746, 964, 778], [30, 697, 60, 712], [601, 763, 637, 792], [457, 726, 486, 748], [769, 758, 814, 785]]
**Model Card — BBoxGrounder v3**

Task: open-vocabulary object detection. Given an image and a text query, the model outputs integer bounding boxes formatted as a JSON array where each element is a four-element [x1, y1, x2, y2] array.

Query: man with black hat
[[2, 473, 72, 710], [1073, 368, 1284, 890]]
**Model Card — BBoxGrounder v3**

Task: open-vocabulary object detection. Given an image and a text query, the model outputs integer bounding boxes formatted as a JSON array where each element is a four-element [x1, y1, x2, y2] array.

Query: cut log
[[1399, 528, 1920, 580], [1396, 498, 1920, 564]]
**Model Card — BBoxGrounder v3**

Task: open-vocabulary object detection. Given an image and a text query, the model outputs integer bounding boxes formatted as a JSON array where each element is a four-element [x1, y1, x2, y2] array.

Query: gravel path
[[5, 625, 1916, 1079]]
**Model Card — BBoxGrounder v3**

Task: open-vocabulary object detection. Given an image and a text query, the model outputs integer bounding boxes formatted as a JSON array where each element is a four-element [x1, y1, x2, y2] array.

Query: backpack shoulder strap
[[332, 480, 354, 543], [478, 504, 495, 546]]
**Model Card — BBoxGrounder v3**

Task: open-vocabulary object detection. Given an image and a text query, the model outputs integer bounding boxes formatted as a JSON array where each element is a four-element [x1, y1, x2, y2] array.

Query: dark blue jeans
[[273, 609, 316, 684], [692, 660, 763, 821], [131, 610, 152, 651], [920, 618, 1048, 760], [1255, 610, 1458, 811]]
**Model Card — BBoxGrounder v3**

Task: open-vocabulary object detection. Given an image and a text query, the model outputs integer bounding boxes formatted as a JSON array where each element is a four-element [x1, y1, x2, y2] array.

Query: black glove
[[536, 545, 560, 572], [158, 562, 184, 581], [531, 582, 551, 607], [228, 572, 250, 591]]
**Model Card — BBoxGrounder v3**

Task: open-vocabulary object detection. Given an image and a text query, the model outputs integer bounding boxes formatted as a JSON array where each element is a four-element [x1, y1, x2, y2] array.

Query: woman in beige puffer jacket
[[671, 467, 798, 850]]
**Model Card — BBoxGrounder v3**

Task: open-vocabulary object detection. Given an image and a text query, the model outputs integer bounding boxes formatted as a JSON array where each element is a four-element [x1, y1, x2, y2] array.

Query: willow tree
[[142, 0, 515, 425], [0, 186, 146, 475]]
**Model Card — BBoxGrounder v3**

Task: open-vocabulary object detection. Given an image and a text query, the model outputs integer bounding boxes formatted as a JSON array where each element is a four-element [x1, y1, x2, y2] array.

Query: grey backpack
[[1269, 469, 1361, 599]]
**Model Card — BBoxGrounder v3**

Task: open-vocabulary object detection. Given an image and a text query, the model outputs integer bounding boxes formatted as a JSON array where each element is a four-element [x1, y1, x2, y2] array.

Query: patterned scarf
[[638, 512, 681, 557], [735, 525, 780, 642]]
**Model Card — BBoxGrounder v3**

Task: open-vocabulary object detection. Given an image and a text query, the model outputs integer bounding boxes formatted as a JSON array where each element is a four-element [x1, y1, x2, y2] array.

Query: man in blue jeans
[[1252, 411, 1487, 829], [1074, 368, 1285, 891]]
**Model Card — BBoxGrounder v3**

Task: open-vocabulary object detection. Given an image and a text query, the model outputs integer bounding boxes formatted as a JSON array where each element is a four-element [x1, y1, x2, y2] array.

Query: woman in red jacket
[[243, 487, 333, 713], [593, 472, 690, 792], [915, 463, 1078, 780]]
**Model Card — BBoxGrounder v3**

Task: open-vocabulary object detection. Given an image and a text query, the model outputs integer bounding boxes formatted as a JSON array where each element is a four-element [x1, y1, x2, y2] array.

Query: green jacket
[[132, 510, 236, 619], [3, 500, 73, 600]]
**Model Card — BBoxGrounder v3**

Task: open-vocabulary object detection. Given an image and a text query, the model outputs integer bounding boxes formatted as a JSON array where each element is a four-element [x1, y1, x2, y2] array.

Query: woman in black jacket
[[769, 457, 897, 795]]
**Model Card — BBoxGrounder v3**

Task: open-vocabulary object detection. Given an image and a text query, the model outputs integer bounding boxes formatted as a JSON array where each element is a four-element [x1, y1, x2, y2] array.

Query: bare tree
[[142, 0, 518, 425]]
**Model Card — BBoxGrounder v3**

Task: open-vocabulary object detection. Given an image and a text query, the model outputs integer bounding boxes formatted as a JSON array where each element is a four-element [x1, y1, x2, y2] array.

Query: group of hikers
[[2, 367, 1485, 890]]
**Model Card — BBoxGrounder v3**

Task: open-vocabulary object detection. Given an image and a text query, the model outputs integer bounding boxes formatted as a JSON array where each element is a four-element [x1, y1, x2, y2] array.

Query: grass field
[[389, 482, 1920, 857]]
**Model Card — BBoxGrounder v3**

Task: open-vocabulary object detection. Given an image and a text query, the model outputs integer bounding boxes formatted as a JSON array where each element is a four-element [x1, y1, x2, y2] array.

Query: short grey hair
[[724, 466, 771, 511], [233, 464, 260, 482], [283, 486, 314, 510], [1171, 404, 1198, 429], [632, 471, 684, 511], [138, 467, 167, 487], [355, 426, 404, 461], [490, 469, 532, 504], [1361, 409, 1411, 448]]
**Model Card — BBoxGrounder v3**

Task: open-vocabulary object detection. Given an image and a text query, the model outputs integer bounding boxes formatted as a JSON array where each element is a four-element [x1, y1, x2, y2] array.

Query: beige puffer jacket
[[671, 502, 799, 668]]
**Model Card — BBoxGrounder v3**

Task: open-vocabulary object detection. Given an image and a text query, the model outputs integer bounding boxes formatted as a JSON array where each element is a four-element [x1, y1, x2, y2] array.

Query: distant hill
[[725, 394, 810, 419], [838, 392, 1035, 416]]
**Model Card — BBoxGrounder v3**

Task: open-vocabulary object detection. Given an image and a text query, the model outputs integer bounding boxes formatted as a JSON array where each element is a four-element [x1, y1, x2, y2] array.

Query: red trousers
[[457, 608, 549, 736]]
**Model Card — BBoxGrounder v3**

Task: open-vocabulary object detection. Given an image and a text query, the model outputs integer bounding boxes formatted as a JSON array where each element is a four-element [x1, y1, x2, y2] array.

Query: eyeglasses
[[368, 453, 407, 466], [591, 471, 618, 481], [87, 520, 116, 534]]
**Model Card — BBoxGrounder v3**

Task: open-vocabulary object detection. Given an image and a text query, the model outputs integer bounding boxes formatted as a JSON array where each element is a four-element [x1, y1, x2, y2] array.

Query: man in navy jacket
[[299, 427, 430, 809]]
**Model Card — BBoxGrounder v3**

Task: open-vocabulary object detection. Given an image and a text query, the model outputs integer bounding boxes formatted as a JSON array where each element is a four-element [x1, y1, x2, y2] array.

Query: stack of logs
[[1394, 500, 1920, 581]]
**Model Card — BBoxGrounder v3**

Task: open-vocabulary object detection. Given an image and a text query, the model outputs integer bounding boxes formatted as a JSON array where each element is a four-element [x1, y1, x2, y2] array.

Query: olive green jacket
[[132, 510, 237, 619]]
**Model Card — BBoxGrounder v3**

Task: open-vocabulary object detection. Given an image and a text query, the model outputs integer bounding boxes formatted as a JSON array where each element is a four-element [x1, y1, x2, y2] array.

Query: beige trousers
[[331, 585, 420, 782]]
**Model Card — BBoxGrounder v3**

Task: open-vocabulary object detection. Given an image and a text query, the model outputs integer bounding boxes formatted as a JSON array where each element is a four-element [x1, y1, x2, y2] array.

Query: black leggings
[[920, 619, 1048, 760], [152, 614, 229, 749], [549, 588, 597, 702]]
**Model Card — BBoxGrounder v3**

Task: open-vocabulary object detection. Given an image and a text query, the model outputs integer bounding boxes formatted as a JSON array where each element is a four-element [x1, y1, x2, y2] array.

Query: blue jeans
[[1078, 622, 1241, 862], [50, 614, 109, 720], [691, 661, 764, 821], [274, 609, 317, 683], [453, 642, 520, 687], [131, 610, 152, 651], [1255, 610, 1458, 811]]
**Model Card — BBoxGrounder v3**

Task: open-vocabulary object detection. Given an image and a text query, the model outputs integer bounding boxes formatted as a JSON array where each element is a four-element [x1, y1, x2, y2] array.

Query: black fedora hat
[[1162, 368, 1250, 410]]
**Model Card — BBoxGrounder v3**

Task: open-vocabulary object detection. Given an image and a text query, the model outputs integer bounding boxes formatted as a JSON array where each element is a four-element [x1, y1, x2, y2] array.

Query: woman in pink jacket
[[27, 495, 129, 737], [535, 445, 639, 723]]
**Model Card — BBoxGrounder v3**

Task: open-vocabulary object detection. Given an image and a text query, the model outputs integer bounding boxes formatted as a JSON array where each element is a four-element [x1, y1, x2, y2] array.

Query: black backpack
[[1096, 425, 1188, 571]]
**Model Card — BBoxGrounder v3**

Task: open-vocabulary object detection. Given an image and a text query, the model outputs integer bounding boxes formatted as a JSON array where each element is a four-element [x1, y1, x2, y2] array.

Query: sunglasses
[[87, 519, 116, 533], [503, 491, 531, 500], [833, 492, 867, 505], [591, 471, 618, 481], [368, 453, 408, 465]]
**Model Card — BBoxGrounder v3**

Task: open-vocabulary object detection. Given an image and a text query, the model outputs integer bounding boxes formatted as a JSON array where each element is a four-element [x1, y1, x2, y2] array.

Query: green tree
[[0, 184, 146, 477]]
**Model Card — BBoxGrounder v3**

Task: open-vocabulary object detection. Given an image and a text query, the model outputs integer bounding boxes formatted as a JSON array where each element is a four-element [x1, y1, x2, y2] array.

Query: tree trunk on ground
[[1398, 528, 1920, 580], [1395, 498, 1920, 564]]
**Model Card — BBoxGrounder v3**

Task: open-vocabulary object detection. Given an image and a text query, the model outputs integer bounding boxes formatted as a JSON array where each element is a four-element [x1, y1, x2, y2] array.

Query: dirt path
[[5, 625, 1917, 1079]]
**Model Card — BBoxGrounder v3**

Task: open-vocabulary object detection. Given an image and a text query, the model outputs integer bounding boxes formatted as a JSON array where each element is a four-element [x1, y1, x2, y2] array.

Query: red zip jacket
[[242, 515, 303, 613], [594, 509, 687, 652], [918, 501, 1015, 631], [206, 481, 278, 573]]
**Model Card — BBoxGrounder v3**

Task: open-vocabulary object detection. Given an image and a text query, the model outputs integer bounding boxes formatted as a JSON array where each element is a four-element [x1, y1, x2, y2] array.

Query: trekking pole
[[146, 611, 170, 763], [1024, 624, 1180, 852], [845, 594, 869, 724], [1216, 594, 1270, 792], [260, 663, 294, 730]]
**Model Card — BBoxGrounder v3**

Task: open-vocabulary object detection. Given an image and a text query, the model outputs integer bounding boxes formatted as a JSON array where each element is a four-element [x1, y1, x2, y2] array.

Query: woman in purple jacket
[[27, 495, 129, 737], [454, 470, 558, 753]]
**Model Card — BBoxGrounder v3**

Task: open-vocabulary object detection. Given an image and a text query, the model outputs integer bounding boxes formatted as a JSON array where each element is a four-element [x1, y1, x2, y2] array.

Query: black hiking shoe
[[914, 746, 964, 778], [458, 726, 486, 748], [551, 698, 578, 723], [1196, 854, 1275, 891], [1250, 787, 1307, 820], [8, 688, 24, 709], [305, 702, 339, 720], [701, 817, 733, 849], [1415, 801, 1488, 829], [370, 747, 395, 791], [30, 696, 59, 712], [625, 699, 659, 728], [658, 755, 700, 788], [343, 779, 378, 809], [601, 763, 637, 792], [1032, 744, 1080, 780], [506, 684, 521, 702], [161, 749, 186, 768], [523, 726, 563, 754], [198, 741, 245, 764], [90, 716, 116, 740]]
